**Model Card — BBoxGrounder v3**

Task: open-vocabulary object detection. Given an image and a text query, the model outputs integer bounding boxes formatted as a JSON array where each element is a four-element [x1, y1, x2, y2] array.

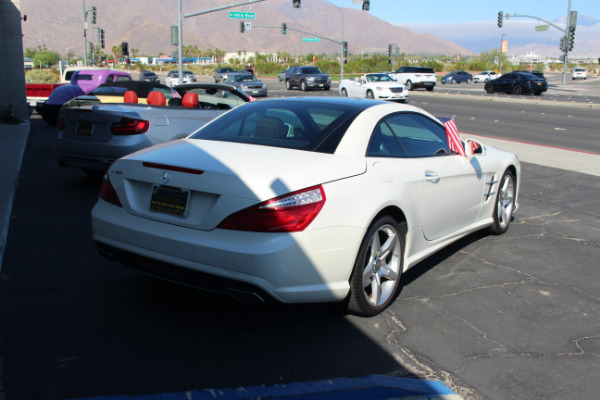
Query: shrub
[[25, 69, 59, 84]]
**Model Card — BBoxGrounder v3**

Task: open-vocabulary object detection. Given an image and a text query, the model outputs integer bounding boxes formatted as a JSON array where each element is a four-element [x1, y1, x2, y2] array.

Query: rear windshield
[[399, 67, 435, 74], [189, 101, 361, 153]]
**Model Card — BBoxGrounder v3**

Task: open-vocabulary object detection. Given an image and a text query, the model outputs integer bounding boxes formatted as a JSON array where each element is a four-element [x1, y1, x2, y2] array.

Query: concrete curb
[[70, 375, 461, 400]]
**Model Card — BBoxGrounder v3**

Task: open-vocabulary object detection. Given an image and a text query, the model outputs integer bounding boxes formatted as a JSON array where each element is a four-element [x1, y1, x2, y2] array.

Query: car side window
[[367, 122, 406, 157], [384, 113, 450, 157]]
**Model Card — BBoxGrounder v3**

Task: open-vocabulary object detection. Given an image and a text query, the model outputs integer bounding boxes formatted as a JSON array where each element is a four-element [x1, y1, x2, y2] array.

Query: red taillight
[[99, 173, 122, 207], [111, 117, 150, 135], [219, 186, 326, 232]]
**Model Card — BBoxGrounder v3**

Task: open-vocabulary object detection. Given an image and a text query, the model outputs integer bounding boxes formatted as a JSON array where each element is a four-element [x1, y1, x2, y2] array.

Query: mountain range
[[20, 0, 473, 58]]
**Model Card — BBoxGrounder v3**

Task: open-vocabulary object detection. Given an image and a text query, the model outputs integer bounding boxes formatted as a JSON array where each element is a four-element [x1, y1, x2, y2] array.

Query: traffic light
[[122, 41, 129, 57], [292, 0, 300, 8], [240, 21, 245, 33], [568, 26, 575, 51], [343, 41, 348, 58], [88, 41, 93, 54], [91, 6, 97, 24], [388, 43, 392, 57], [362, 1, 370, 11], [497, 11, 503, 28], [281, 23, 287, 34], [559, 36, 567, 52], [98, 28, 105, 49]]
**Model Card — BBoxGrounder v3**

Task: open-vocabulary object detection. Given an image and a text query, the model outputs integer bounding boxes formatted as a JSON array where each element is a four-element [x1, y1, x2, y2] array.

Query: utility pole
[[503, 0, 576, 87], [179, 0, 266, 85], [82, 0, 87, 66]]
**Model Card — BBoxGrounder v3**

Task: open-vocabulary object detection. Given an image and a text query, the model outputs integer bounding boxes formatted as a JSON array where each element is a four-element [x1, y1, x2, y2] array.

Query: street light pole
[[82, 0, 87, 66], [500, 33, 506, 74], [322, 0, 344, 81], [561, 0, 572, 87]]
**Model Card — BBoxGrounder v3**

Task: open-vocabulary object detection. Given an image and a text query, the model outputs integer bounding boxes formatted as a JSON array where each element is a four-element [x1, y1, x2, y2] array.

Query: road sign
[[229, 11, 256, 20], [302, 37, 321, 42], [535, 25, 549, 31], [244, 22, 252, 31]]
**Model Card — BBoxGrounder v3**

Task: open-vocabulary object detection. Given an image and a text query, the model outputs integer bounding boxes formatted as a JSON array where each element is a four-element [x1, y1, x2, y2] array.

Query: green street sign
[[535, 25, 549, 31], [302, 37, 321, 42], [229, 11, 256, 20]]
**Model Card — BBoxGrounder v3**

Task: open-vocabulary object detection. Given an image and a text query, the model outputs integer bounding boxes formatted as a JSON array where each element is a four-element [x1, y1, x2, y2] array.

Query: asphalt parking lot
[[0, 87, 599, 400]]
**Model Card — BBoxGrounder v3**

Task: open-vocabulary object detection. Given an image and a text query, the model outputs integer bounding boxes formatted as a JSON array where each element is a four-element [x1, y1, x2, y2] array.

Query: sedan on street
[[339, 73, 408, 102], [166, 70, 197, 87], [138, 70, 160, 84], [484, 71, 548, 95], [222, 73, 268, 97], [440, 70, 473, 84], [92, 97, 520, 317], [473, 71, 501, 83]]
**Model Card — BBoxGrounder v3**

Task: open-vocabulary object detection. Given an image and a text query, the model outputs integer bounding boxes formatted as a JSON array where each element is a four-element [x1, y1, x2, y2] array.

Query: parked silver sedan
[[222, 73, 268, 97]]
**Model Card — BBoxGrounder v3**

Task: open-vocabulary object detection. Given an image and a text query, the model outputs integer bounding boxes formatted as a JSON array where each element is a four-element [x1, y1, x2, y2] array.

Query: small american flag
[[438, 117, 465, 156]]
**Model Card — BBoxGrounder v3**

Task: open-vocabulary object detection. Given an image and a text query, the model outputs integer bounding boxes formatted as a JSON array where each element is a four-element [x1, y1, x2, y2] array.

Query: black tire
[[41, 103, 60, 126], [405, 80, 413, 90], [489, 170, 515, 235], [285, 80, 292, 90], [512, 85, 522, 95], [485, 84, 494, 94], [324, 86, 330, 91], [366, 90, 374, 99], [301, 80, 308, 91], [426, 86, 434, 92], [347, 216, 405, 317], [341, 88, 348, 97], [533, 90, 542, 96]]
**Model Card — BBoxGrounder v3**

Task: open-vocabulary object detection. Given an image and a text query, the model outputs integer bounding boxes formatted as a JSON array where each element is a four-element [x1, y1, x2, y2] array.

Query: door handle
[[425, 170, 440, 183]]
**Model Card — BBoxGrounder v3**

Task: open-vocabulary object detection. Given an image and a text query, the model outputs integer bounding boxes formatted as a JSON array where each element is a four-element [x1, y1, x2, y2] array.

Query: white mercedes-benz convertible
[[92, 97, 520, 317]]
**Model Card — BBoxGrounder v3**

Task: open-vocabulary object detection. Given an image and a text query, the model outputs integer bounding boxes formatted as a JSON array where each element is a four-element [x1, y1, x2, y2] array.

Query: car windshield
[[301, 67, 323, 74], [366, 74, 394, 82], [189, 100, 362, 153], [176, 87, 248, 109], [90, 86, 128, 95], [235, 75, 257, 82]]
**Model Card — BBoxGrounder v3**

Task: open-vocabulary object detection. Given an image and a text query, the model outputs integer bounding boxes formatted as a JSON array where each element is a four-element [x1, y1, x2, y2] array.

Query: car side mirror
[[465, 139, 485, 158]]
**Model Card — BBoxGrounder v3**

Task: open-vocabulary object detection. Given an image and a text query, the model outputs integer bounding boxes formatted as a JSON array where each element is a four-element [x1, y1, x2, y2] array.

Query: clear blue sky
[[327, 0, 599, 25]]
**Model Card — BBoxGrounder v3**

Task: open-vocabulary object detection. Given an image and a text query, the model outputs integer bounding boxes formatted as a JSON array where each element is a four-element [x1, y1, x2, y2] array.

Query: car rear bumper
[[413, 81, 436, 89], [54, 130, 154, 171], [92, 199, 364, 303]]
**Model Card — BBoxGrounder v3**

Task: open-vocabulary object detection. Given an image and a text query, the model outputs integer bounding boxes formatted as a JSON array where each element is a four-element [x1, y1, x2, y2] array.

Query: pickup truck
[[388, 66, 437, 91], [26, 66, 100, 113], [41, 69, 132, 125]]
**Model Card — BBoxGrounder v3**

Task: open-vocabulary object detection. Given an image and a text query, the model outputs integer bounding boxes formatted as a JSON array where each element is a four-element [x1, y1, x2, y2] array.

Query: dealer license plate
[[76, 121, 93, 136], [150, 185, 189, 217]]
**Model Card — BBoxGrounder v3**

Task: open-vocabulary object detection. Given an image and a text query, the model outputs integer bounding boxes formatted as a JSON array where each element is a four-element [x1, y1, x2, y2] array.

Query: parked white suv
[[571, 67, 587, 80], [388, 66, 437, 91]]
